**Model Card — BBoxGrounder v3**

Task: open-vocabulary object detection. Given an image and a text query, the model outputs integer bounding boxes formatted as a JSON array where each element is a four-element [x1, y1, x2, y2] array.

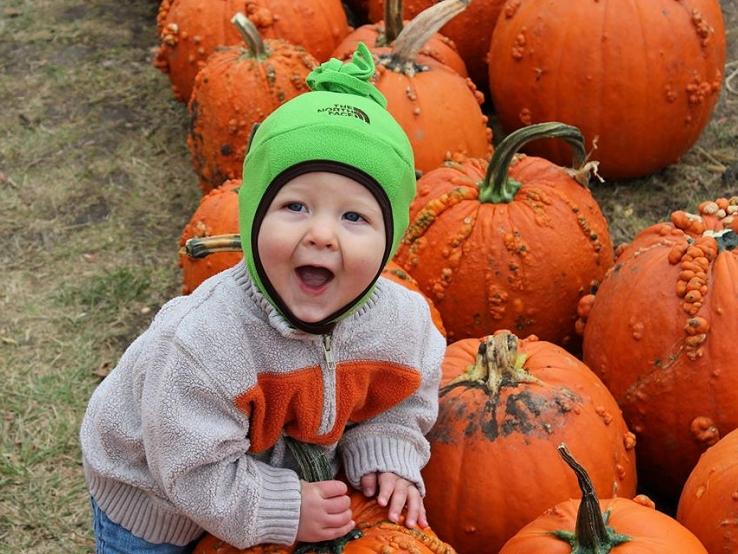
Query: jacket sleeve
[[338, 313, 445, 496], [141, 342, 302, 549]]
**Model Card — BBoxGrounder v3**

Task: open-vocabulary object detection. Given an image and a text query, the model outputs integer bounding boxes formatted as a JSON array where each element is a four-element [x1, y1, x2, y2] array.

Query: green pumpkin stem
[[478, 123, 586, 204], [231, 12, 268, 58], [712, 228, 737, 252], [552, 444, 631, 553], [183, 234, 242, 259], [446, 331, 537, 396], [383, 0, 404, 44], [391, 0, 468, 66]]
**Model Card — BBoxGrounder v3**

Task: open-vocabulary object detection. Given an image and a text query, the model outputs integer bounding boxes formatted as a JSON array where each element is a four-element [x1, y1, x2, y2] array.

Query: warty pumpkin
[[422, 331, 636, 553], [366, 0, 508, 87], [678, 427, 738, 553], [154, 0, 349, 102], [187, 14, 316, 190], [178, 180, 242, 294], [365, 0, 491, 174], [488, 0, 726, 179], [499, 445, 706, 553], [577, 197, 738, 500], [394, 122, 614, 344], [194, 439, 456, 554], [332, 0, 467, 78]]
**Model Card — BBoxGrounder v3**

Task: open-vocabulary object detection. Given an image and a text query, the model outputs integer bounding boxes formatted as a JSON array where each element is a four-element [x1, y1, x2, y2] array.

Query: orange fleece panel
[[234, 361, 421, 452]]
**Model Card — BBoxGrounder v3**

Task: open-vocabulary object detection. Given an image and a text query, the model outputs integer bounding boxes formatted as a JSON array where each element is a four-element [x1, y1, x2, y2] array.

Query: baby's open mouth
[[296, 265, 335, 289]]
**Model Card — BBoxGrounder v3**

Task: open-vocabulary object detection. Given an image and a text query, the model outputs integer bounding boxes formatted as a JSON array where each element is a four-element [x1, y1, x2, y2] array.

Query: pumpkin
[[178, 180, 242, 294], [332, 0, 468, 78], [154, 0, 349, 102], [395, 122, 613, 344], [367, 0, 508, 87], [577, 198, 738, 500], [488, 0, 726, 179], [678, 428, 738, 553], [382, 260, 446, 337], [422, 331, 637, 553], [366, 0, 492, 174], [499, 445, 707, 553], [194, 439, 456, 553], [187, 14, 316, 189]]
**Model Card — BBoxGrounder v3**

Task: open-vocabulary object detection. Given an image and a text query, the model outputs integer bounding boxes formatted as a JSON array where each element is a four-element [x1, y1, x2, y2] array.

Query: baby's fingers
[[387, 482, 408, 524], [403, 487, 422, 528]]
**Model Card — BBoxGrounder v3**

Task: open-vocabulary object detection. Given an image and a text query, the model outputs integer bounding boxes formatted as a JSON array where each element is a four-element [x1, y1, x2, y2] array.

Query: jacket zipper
[[318, 333, 337, 436]]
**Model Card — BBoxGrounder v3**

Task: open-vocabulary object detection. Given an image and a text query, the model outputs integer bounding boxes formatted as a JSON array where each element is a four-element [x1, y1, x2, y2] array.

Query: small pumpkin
[[499, 445, 707, 553], [178, 180, 243, 294], [488, 0, 726, 178], [382, 261, 446, 337], [365, 0, 492, 174], [577, 197, 738, 499], [678, 428, 738, 553], [154, 0, 349, 102], [395, 122, 613, 344], [332, 0, 467, 77], [422, 331, 637, 553], [194, 439, 456, 553], [187, 14, 316, 190]]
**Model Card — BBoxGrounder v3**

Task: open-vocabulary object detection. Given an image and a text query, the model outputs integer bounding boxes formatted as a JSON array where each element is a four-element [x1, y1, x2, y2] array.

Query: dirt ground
[[0, 0, 736, 551]]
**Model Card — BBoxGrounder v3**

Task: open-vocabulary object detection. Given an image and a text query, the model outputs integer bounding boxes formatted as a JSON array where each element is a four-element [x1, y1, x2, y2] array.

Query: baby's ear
[[245, 122, 261, 154]]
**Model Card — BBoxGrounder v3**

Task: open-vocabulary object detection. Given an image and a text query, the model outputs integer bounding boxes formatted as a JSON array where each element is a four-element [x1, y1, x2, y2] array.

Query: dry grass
[[0, 0, 736, 551]]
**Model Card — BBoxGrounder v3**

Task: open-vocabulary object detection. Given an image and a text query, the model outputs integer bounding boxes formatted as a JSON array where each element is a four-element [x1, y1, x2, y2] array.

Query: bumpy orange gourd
[[422, 332, 637, 553], [187, 15, 316, 189], [395, 123, 613, 344], [367, 0, 508, 86], [194, 487, 456, 553], [382, 261, 446, 337], [678, 428, 738, 553], [488, 0, 726, 179], [332, 0, 467, 77], [366, 0, 491, 174], [499, 445, 706, 553], [154, 0, 349, 102], [577, 197, 738, 500], [178, 180, 242, 294]]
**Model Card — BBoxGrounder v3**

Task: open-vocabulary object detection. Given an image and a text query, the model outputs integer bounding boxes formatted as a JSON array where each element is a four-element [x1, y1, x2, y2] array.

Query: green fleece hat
[[239, 43, 416, 334]]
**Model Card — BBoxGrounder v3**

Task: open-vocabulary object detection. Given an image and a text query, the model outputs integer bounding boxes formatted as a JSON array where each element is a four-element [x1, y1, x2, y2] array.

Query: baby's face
[[257, 172, 386, 323]]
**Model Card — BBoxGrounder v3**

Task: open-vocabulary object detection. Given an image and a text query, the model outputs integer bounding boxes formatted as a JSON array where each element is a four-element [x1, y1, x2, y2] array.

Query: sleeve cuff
[[252, 461, 302, 546], [341, 435, 426, 496]]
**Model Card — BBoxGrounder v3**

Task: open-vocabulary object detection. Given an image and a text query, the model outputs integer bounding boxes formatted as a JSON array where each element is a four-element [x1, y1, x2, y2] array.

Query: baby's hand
[[296, 480, 354, 543], [360, 472, 428, 529]]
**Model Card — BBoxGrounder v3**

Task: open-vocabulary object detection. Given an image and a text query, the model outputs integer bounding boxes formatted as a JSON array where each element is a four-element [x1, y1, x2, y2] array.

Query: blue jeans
[[91, 497, 201, 553]]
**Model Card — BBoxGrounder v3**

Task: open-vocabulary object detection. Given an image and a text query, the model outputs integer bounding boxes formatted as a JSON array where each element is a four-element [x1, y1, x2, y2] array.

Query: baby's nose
[[305, 219, 338, 248]]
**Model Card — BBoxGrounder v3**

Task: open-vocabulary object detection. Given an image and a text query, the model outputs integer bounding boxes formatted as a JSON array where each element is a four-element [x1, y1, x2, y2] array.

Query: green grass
[[0, 0, 736, 551]]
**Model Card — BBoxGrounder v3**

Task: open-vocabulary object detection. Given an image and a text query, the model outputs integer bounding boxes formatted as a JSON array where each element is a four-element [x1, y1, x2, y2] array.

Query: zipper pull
[[322, 334, 336, 371]]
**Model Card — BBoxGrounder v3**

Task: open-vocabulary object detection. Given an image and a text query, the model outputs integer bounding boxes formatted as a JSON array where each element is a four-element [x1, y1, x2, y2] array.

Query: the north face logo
[[317, 104, 370, 124]]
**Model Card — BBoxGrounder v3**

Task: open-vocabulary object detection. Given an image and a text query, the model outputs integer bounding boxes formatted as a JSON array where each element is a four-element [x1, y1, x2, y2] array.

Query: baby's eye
[[285, 202, 305, 212], [343, 211, 367, 223]]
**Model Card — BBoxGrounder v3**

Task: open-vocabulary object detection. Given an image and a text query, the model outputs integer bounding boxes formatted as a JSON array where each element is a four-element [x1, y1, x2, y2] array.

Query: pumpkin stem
[[183, 234, 242, 259], [231, 12, 268, 58], [383, 0, 404, 43], [447, 331, 538, 396], [710, 228, 737, 252], [390, 0, 468, 67], [478, 123, 587, 204], [551, 444, 631, 553]]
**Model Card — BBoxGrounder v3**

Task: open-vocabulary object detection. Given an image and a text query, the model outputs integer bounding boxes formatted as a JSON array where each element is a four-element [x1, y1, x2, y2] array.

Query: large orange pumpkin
[[178, 180, 242, 294], [367, 0, 508, 86], [488, 0, 726, 179], [422, 331, 637, 553], [154, 0, 349, 102], [366, 0, 492, 174], [395, 122, 613, 344], [332, 0, 467, 78], [500, 445, 706, 553], [678, 428, 738, 553], [577, 197, 738, 499], [187, 15, 316, 189]]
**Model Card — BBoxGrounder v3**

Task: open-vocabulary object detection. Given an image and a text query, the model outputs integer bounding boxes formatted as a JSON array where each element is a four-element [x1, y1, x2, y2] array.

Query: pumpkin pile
[[142, 0, 734, 551]]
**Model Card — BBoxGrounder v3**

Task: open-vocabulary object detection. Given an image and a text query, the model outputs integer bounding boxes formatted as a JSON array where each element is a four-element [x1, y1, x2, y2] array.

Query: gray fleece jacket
[[79, 262, 445, 548]]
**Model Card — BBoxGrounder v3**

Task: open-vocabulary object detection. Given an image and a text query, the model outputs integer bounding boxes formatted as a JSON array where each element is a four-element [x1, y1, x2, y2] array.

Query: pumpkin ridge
[[402, 186, 478, 243]]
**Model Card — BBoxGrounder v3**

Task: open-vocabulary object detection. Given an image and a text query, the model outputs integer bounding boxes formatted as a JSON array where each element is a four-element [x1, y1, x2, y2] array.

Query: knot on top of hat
[[306, 42, 387, 108]]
